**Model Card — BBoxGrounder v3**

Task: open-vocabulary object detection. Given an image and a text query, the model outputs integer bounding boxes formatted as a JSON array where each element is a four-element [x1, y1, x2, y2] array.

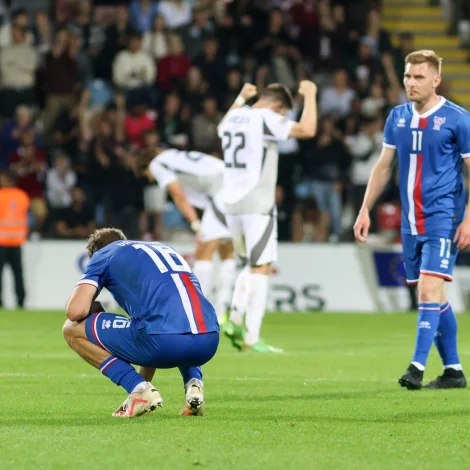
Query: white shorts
[[143, 185, 166, 213], [199, 193, 231, 242], [226, 212, 277, 266]]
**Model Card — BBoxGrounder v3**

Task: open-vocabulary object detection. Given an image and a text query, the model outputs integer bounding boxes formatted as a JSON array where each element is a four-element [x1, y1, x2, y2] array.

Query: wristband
[[190, 219, 201, 232], [235, 95, 246, 106]]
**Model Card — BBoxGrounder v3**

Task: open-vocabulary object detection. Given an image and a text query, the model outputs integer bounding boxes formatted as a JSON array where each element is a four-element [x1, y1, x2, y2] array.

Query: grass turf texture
[[1, 312, 470, 470]]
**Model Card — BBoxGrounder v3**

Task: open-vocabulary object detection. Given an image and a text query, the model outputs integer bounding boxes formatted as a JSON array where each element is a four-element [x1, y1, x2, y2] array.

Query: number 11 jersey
[[218, 107, 295, 214], [383, 97, 470, 235]]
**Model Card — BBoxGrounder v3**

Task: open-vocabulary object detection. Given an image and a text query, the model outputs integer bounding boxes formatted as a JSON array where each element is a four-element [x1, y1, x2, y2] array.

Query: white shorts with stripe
[[225, 211, 277, 266], [199, 191, 231, 242]]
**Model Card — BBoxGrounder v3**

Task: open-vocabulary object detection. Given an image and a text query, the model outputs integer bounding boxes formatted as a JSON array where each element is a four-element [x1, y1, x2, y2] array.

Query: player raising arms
[[354, 50, 470, 389], [219, 81, 317, 352], [136, 147, 236, 324], [63, 228, 219, 417]]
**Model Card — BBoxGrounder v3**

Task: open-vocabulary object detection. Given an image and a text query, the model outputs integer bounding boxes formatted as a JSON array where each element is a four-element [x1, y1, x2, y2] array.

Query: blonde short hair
[[405, 50, 443, 75]]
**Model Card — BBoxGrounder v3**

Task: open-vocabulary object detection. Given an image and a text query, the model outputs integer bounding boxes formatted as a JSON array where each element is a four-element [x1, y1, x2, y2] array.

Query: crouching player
[[62, 228, 219, 417]]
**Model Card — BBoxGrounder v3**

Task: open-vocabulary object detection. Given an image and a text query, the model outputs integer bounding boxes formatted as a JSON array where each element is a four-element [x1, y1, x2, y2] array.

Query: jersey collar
[[412, 96, 446, 119]]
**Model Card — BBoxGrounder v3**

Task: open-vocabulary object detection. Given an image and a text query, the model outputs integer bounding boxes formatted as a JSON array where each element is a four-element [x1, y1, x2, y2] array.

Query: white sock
[[244, 273, 269, 345], [131, 381, 147, 393], [444, 364, 463, 371], [192, 260, 214, 298], [411, 361, 425, 371], [229, 265, 251, 325], [214, 258, 237, 319]]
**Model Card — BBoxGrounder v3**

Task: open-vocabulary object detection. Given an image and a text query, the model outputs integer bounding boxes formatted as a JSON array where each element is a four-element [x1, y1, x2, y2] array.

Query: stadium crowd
[[0, 0, 432, 242]]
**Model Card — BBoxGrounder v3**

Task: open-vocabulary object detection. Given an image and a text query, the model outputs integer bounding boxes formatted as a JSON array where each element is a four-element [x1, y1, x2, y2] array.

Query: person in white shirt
[[46, 153, 77, 209], [159, 0, 192, 30], [218, 80, 317, 352], [137, 147, 236, 323]]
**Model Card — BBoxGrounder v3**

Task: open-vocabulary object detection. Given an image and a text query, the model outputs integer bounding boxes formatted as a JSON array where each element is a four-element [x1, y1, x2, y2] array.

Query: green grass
[[1, 311, 470, 470]]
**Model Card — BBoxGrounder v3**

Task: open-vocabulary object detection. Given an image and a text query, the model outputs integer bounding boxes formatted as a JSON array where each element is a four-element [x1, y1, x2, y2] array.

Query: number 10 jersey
[[218, 106, 295, 215]]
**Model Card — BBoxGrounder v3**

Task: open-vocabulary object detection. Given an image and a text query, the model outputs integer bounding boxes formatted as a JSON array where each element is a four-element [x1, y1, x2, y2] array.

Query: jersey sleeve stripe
[[383, 142, 396, 149], [461, 153, 470, 159], [171, 273, 198, 334], [180, 273, 207, 334], [76, 279, 99, 289]]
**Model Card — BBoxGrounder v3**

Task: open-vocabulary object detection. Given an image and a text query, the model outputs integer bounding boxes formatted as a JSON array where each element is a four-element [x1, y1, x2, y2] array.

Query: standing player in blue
[[354, 50, 470, 390], [62, 228, 219, 417]]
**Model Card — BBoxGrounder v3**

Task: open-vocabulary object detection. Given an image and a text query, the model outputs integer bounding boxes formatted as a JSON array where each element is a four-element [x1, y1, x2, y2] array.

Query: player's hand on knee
[[454, 221, 470, 250], [353, 211, 370, 243]]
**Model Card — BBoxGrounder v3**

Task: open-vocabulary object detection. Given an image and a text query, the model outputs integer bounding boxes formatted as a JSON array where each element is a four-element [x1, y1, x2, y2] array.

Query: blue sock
[[434, 302, 461, 368], [99, 356, 145, 394], [411, 303, 441, 369], [179, 366, 202, 386]]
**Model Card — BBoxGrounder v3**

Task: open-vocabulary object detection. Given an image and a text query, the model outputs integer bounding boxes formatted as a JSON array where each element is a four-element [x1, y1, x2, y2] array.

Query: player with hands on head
[[354, 50, 470, 390], [218, 79, 318, 353]]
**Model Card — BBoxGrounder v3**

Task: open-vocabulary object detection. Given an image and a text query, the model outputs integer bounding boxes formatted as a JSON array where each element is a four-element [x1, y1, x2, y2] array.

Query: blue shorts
[[402, 232, 459, 285], [85, 312, 219, 368]]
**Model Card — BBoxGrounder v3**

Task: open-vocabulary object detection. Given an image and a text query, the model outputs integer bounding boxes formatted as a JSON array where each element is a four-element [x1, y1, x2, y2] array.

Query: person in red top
[[124, 102, 156, 148], [8, 128, 47, 233], [156, 34, 191, 92]]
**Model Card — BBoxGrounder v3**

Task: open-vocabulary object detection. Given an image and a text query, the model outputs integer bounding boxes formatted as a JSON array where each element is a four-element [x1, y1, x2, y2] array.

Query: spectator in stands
[[319, 69, 356, 119], [390, 32, 415, 83], [0, 105, 34, 169], [0, 24, 37, 118], [182, 66, 207, 114], [360, 83, 386, 119], [159, 0, 193, 30], [0, 8, 33, 47], [262, 43, 299, 93], [8, 128, 47, 234], [142, 14, 169, 60], [157, 92, 189, 148], [124, 102, 156, 148], [298, 116, 351, 242], [156, 33, 190, 92], [0, 169, 29, 308], [32, 9, 53, 57], [254, 7, 292, 59], [221, 67, 242, 111], [177, 7, 215, 60], [112, 30, 156, 105], [193, 37, 226, 91], [54, 186, 96, 239], [191, 96, 222, 155], [40, 28, 78, 135], [345, 116, 383, 231], [129, 0, 160, 33], [363, 9, 392, 55], [46, 152, 77, 210], [67, 0, 105, 58]]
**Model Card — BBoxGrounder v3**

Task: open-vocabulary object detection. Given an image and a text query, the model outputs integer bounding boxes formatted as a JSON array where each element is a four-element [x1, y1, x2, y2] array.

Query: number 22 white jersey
[[218, 106, 295, 214]]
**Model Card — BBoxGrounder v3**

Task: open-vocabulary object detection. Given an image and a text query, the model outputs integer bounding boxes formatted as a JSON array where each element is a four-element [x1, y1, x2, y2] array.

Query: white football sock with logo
[[244, 273, 269, 345], [214, 258, 237, 320], [229, 265, 251, 326]]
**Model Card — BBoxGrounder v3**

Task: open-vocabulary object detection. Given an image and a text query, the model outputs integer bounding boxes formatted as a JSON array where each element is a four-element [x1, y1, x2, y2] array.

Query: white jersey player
[[218, 81, 318, 352], [137, 147, 236, 321]]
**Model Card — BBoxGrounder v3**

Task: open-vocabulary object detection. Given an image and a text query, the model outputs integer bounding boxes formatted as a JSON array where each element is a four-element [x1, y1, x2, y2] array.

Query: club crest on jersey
[[433, 116, 446, 130], [397, 118, 406, 127]]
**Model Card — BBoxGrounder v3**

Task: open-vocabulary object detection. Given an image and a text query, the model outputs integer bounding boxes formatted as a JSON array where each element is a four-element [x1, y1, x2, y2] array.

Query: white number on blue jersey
[[412, 130, 423, 151], [133, 243, 191, 273]]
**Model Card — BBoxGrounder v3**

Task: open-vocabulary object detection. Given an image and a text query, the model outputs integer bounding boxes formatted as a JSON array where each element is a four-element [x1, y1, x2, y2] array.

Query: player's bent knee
[[62, 319, 86, 347], [418, 275, 444, 303]]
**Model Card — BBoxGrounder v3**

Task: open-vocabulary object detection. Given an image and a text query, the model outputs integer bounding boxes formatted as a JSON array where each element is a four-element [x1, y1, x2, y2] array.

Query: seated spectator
[[159, 0, 192, 30], [156, 34, 191, 92], [177, 7, 215, 60], [263, 43, 298, 93], [54, 186, 96, 239], [254, 7, 293, 59], [67, 0, 104, 58], [193, 37, 226, 91], [0, 8, 33, 47], [9, 129, 47, 233], [191, 96, 222, 155], [124, 102, 156, 148], [32, 9, 53, 57], [46, 152, 77, 210], [319, 69, 356, 120], [129, 0, 160, 33], [0, 105, 34, 169], [360, 83, 386, 118], [40, 28, 78, 135], [220, 68, 241, 111], [0, 24, 37, 118], [157, 92, 189, 148], [142, 14, 169, 60], [182, 66, 207, 114], [112, 30, 157, 106]]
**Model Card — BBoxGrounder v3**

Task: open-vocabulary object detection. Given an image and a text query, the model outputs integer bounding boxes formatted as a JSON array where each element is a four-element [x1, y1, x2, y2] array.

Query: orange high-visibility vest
[[0, 187, 30, 246]]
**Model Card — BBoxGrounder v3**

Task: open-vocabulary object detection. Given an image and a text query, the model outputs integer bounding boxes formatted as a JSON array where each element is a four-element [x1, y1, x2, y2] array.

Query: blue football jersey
[[77, 240, 219, 335], [383, 97, 470, 235]]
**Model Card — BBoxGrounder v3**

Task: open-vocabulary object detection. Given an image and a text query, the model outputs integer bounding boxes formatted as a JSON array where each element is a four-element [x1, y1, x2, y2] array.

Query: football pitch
[[1, 311, 470, 470]]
